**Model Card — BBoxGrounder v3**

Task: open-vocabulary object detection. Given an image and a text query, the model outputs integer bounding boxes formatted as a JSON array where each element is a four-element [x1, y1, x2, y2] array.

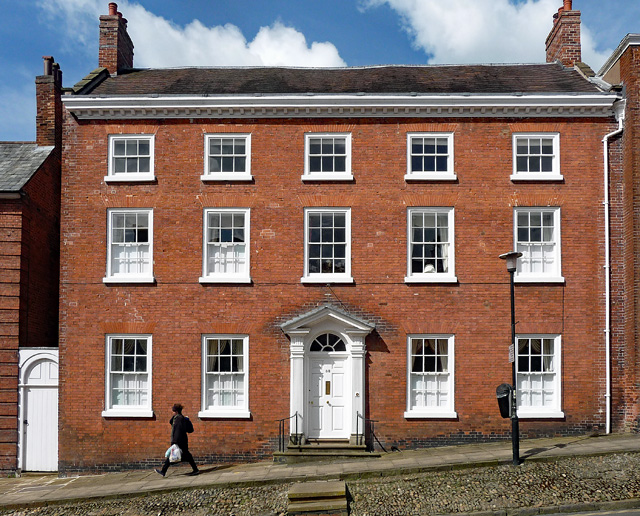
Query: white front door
[[23, 359, 58, 471], [308, 356, 349, 438]]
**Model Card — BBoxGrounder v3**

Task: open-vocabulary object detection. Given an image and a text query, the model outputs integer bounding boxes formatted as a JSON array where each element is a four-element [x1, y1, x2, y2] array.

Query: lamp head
[[499, 251, 523, 272]]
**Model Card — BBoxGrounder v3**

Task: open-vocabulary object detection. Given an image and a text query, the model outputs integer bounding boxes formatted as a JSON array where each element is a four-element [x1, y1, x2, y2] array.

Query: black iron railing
[[276, 411, 300, 452], [356, 411, 383, 451]]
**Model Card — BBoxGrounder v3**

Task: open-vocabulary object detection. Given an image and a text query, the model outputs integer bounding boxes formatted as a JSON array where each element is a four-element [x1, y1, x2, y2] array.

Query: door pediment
[[281, 304, 374, 337]]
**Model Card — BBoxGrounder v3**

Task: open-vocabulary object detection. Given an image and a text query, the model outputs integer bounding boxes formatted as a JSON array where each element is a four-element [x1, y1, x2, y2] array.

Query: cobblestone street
[[2, 452, 640, 516]]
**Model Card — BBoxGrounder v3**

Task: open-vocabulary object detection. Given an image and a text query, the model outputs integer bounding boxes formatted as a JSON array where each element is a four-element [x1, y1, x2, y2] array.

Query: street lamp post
[[499, 251, 522, 466]]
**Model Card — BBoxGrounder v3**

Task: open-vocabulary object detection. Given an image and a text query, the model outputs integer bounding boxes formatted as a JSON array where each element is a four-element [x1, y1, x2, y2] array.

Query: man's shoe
[[154, 469, 165, 477], [186, 470, 200, 476]]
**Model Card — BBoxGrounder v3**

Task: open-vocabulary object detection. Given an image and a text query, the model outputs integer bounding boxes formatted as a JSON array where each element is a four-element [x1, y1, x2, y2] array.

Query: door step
[[274, 440, 380, 464], [288, 480, 348, 515]]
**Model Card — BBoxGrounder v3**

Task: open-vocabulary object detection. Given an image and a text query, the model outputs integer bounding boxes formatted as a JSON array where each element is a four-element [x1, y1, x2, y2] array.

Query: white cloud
[[361, 0, 612, 70], [36, 0, 346, 68]]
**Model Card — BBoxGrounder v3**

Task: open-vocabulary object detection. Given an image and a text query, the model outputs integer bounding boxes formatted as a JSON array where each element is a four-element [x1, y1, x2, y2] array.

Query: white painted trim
[[406, 207, 456, 282], [104, 334, 153, 417], [404, 276, 458, 284], [198, 410, 251, 419], [303, 133, 352, 181], [203, 133, 252, 180], [200, 334, 250, 417], [510, 174, 563, 181], [515, 334, 562, 416], [201, 208, 251, 283], [101, 409, 155, 418], [511, 133, 562, 180], [518, 411, 565, 419], [513, 207, 562, 282], [405, 173, 457, 181], [62, 93, 619, 120], [405, 334, 456, 418], [106, 134, 155, 182], [404, 411, 458, 419], [105, 208, 154, 282], [302, 207, 352, 283], [514, 276, 565, 284], [103, 277, 156, 284], [406, 132, 455, 178]]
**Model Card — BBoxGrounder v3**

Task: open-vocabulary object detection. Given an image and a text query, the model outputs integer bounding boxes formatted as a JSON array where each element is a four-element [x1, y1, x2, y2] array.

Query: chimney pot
[[564, 0, 572, 10], [108, 2, 117, 16], [42, 56, 54, 76]]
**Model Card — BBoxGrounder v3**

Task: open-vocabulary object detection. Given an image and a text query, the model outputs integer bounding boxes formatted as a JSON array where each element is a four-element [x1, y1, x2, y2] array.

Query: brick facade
[[58, 113, 616, 472]]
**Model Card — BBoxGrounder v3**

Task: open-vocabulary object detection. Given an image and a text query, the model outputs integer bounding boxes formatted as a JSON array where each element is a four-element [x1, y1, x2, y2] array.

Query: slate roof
[[0, 143, 53, 192], [86, 63, 601, 96]]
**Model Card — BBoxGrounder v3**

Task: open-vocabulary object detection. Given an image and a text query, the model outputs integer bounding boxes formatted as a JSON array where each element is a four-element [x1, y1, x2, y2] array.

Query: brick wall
[[615, 43, 640, 431], [59, 113, 614, 472], [0, 201, 23, 472]]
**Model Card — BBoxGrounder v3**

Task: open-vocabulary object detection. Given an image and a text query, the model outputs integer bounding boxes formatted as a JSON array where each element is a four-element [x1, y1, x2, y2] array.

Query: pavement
[[0, 433, 639, 512]]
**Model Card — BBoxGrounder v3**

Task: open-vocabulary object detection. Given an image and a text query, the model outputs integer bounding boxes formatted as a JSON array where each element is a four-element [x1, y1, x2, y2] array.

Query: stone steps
[[288, 480, 348, 515], [274, 440, 380, 464]]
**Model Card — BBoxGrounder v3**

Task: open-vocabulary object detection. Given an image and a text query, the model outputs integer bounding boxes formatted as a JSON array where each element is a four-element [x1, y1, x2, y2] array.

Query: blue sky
[[1, 0, 639, 141]]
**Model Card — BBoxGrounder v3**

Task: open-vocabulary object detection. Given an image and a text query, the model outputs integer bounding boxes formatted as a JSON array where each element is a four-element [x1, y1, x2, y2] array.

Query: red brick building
[[44, 1, 639, 473], [0, 58, 62, 473]]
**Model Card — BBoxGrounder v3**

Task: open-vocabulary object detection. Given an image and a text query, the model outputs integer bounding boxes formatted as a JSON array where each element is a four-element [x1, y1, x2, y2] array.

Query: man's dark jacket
[[170, 414, 193, 450]]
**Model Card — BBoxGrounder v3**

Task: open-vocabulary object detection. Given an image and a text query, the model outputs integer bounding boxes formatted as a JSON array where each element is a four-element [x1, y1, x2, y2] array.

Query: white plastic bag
[[168, 444, 182, 463]]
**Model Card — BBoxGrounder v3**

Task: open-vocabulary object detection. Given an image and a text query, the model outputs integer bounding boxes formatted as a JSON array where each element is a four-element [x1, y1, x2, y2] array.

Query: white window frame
[[405, 207, 457, 283], [405, 132, 456, 181], [303, 133, 353, 181], [302, 207, 353, 283], [514, 207, 564, 283], [199, 334, 250, 419], [199, 208, 251, 283], [516, 334, 564, 418], [511, 133, 562, 181], [405, 334, 456, 419], [106, 134, 155, 182], [104, 208, 154, 284], [102, 334, 153, 418], [202, 133, 252, 181]]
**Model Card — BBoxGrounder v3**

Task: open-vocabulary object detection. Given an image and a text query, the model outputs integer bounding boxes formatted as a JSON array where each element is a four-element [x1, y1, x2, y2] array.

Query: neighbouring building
[[0, 57, 62, 473], [9, 0, 640, 474]]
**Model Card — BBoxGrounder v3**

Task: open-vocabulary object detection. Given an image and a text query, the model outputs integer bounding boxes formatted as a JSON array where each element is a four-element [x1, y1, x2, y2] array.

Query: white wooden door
[[308, 357, 348, 438], [24, 359, 58, 471]]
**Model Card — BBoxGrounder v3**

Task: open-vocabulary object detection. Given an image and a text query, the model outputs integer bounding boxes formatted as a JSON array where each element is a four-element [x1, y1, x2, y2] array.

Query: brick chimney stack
[[99, 2, 134, 75], [545, 0, 582, 67], [35, 56, 62, 148]]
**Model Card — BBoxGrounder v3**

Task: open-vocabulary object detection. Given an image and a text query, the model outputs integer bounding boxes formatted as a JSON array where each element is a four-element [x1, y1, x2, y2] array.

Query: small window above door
[[310, 333, 346, 352]]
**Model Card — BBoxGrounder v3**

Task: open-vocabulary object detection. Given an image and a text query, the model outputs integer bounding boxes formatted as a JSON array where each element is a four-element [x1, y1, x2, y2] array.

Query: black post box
[[496, 383, 513, 419]]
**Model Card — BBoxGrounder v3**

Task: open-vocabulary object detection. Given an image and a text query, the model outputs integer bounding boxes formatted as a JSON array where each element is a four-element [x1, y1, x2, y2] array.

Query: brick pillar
[[35, 56, 62, 148], [545, 0, 581, 67], [99, 2, 134, 75]]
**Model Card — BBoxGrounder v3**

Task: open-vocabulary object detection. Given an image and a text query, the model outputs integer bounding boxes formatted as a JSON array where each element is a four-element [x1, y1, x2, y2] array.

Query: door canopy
[[281, 304, 375, 342]]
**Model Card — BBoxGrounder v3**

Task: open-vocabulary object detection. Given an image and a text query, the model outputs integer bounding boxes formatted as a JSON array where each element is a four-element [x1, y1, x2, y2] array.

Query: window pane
[[114, 140, 126, 156]]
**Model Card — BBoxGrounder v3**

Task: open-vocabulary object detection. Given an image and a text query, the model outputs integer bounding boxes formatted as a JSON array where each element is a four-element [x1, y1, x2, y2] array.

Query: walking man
[[155, 403, 200, 477]]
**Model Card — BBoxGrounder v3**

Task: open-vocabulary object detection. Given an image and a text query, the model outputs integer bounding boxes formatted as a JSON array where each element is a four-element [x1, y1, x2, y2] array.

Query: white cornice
[[62, 93, 619, 119], [598, 34, 640, 77]]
